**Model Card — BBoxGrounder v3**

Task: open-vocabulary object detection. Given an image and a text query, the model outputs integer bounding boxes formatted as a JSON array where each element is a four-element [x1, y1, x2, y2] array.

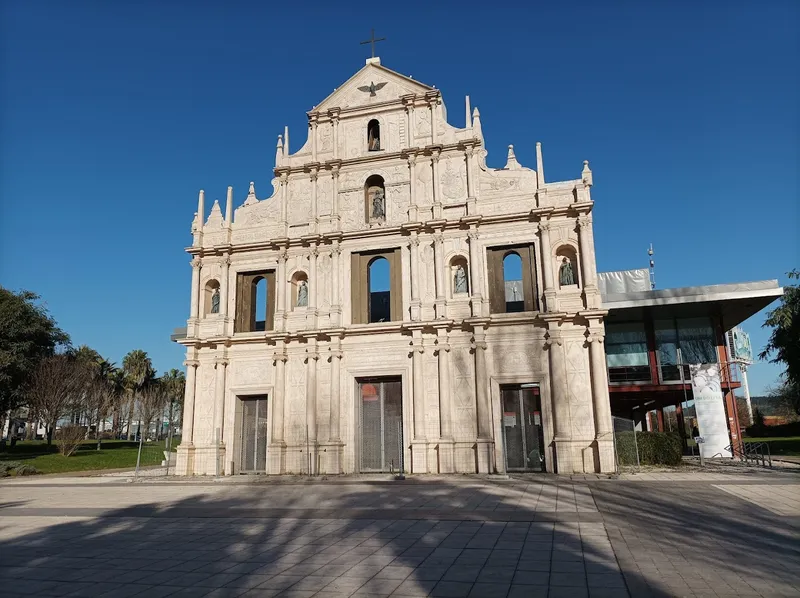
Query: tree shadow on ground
[[1, 475, 794, 597]]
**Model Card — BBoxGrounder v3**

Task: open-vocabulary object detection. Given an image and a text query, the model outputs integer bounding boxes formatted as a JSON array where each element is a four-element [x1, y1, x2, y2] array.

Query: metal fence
[[612, 415, 640, 469], [133, 426, 178, 479]]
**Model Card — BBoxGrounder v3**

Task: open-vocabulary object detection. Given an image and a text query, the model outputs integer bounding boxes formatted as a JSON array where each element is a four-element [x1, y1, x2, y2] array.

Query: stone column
[[268, 346, 287, 474], [436, 330, 455, 473], [330, 242, 342, 327], [220, 257, 230, 319], [310, 114, 318, 162], [431, 149, 442, 220], [538, 222, 556, 310], [213, 357, 228, 447], [175, 358, 199, 475], [428, 98, 437, 145], [276, 249, 287, 331], [577, 214, 600, 309], [464, 146, 477, 215], [433, 232, 446, 318], [310, 170, 319, 234], [308, 246, 319, 329], [410, 332, 428, 473], [305, 340, 318, 474], [407, 153, 419, 221], [326, 337, 344, 474], [467, 228, 484, 317], [472, 325, 492, 473], [279, 172, 288, 229], [189, 257, 201, 321], [330, 108, 340, 159], [588, 329, 615, 473], [409, 233, 422, 320], [546, 328, 573, 473], [330, 163, 341, 230], [182, 360, 199, 445]]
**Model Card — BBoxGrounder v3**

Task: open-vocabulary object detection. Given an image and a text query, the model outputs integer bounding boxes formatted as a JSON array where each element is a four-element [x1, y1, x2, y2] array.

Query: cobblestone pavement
[[0, 471, 798, 597]]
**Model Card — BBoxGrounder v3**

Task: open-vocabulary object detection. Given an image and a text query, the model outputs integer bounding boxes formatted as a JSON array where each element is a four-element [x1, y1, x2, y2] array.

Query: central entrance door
[[502, 385, 545, 472], [359, 377, 402, 473], [239, 396, 268, 473]]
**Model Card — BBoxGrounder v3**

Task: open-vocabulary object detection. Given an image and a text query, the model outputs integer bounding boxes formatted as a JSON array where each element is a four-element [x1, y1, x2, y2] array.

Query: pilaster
[[305, 338, 319, 474], [409, 232, 422, 321], [435, 327, 455, 473], [410, 330, 428, 473], [538, 221, 556, 311], [586, 320, 615, 473], [268, 345, 288, 474], [433, 231, 446, 318]]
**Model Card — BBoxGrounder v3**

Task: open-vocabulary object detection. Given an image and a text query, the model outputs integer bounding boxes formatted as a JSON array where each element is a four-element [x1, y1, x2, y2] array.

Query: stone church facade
[[175, 57, 614, 476]]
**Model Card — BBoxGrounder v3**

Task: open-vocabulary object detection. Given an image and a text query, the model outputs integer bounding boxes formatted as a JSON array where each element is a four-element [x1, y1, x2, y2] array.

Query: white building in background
[[174, 57, 614, 476]]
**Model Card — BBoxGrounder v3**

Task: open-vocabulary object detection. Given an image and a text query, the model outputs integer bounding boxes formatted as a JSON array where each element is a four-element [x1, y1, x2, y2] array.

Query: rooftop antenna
[[648, 244, 656, 289]]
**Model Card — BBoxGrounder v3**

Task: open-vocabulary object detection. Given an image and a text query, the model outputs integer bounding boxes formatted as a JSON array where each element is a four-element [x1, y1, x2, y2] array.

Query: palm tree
[[160, 369, 185, 444], [122, 350, 154, 440], [73, 345, 103, 432]]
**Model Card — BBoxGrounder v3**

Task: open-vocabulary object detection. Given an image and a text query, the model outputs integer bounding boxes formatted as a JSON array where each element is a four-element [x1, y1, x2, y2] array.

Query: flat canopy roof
[[602, 279, 783, 330]]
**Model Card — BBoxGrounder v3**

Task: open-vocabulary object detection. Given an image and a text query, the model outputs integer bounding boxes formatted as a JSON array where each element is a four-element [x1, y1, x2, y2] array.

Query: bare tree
[[137, 382, 168, 441], [26, 355, 89, 445]]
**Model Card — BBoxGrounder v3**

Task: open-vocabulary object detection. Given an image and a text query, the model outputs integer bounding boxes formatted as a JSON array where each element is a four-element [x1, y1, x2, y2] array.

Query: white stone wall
[[175, 58, 614, 477]]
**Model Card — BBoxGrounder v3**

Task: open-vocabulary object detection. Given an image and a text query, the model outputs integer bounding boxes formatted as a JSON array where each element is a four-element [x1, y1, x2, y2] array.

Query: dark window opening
[[367, 119, 381, 151], [368, 257, 391, 323]]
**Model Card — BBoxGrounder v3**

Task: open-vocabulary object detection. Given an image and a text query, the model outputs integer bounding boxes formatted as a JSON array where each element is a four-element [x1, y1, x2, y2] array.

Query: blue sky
[[1, 1, 796, 394]]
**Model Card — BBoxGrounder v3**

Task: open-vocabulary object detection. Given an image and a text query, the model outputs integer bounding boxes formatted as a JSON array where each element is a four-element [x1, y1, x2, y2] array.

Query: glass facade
[[655, 317, 716, 382], [606, 322, 651, 384]]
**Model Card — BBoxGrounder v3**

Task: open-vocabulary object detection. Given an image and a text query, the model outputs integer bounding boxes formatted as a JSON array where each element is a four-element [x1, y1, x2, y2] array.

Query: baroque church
[[175, 55, 614, 476]]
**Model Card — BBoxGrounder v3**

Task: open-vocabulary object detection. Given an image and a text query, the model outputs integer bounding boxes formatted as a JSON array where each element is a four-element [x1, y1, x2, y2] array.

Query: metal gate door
[[359, 378, 402, 472], [239, 396, 268, 473], [502, 385, 545, 472]]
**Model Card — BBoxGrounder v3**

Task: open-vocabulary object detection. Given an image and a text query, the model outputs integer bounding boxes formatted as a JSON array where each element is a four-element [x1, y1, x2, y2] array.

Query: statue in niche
[[454, 265, 468, 294], [559, 257, 575, 286], [371, 187, 385, 220], [210, 288, 220, 314], [297, 280, 308, 307]]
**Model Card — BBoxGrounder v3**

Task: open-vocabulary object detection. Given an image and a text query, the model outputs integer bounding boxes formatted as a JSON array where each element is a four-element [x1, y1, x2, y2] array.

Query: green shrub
[[14, 464, 40, 476], [616, 431, 683, 466]]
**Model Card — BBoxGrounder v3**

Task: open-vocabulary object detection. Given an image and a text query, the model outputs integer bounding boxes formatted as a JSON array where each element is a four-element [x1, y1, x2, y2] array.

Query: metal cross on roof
[[360, 28, 385, 58]]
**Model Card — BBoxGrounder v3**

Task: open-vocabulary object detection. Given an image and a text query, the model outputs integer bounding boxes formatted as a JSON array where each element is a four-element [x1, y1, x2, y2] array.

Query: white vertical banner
[[689, 364, 732, 458]]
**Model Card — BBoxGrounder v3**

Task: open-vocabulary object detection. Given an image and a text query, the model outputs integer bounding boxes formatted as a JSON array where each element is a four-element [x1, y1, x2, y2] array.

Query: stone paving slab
[[712, 484, 800, 516], [1, 475, 799, 597]]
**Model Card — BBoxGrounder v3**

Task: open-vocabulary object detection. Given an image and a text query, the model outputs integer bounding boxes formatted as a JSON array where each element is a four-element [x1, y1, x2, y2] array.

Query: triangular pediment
[[314, 60, 434, 112]]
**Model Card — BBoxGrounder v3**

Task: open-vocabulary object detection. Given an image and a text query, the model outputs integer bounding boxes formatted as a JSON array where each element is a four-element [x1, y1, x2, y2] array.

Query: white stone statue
[[371, 187, 385, 219], [559, 258, 575, 286], [454, 265, 468, 294], [210, 288, 220, 313], [297, 280, 308, 306]]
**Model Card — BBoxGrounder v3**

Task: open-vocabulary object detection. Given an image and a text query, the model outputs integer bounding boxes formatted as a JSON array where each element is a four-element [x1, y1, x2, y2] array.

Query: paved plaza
[[0, 471, 798, 597]]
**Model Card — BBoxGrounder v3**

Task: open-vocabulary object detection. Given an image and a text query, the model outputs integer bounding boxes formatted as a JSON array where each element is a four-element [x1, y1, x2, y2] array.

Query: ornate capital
[[309, 172, 318, 183], [544, 335, 563, 347], [587, 331, 605, 344], [305, 351, 319, 362], [330, 350, 344, 360], [191, 257, 202, 269], [539, 222, 551, 234], [271, 352, 288, 364], [435, 343, 451, 354], [467, 230, 480, 241], [183, 359, 200, 368], [278, 250, 288, 263], [464, 146, 474, 158], [309, 247, 319, 259], [577, 215, 592, 229], [214, 358, 229, 368], [433, 233, 444, 245], [409, 235, 420, 248]]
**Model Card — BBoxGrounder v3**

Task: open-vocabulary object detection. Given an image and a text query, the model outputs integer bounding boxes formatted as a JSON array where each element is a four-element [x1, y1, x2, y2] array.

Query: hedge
[[616, 431, 683, 466]]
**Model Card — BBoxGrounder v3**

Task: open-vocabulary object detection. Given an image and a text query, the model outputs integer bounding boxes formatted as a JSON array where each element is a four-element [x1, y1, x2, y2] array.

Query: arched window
[[503, 252, 524, 313], [364, 174, 386, 223], [203, 279, 221, 316], [368, 257, 391, 323], [367, 119, 381, 151], [253, 277, 267, 331]]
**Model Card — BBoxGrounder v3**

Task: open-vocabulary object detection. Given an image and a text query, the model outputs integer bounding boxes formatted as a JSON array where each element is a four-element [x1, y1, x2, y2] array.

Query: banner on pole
[[689, 364, 732, 459]]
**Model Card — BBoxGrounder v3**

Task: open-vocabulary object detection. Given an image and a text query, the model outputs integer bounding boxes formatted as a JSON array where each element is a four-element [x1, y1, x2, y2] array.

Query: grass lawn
[[743, 436, 800, 457], [0, 439, 169, 475]]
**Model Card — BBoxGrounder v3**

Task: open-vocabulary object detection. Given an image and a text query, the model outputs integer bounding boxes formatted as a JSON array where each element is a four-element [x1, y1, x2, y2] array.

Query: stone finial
[[465, 95, 472, 128], [284, 125, 290, 156], [275, 134, 283, 168], [536, 142, 545, 186], [472, 107, 482, 140], [505, 144, 521, 170], [197, 189, 205, 224], [225, 186, 233, 225], [243, 181, 258, 207], [582, 160, 593, 187]]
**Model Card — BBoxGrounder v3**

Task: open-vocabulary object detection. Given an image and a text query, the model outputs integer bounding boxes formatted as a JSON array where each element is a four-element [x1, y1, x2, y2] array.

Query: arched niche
[[364, 174, 386, 223], [449, 255, 469, 297], [203, 279, 221, 316], [367, 256, 391, 323], [291, 270, 309, 309], [556, 245, 579, 288], [367, 119, 381, 151]]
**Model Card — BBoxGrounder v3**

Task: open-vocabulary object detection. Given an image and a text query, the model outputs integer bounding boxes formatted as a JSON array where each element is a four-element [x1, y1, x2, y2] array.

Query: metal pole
[[741, 365, 754, 426], [135, 432, 144, 478], [396, 421, 405, 480]]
